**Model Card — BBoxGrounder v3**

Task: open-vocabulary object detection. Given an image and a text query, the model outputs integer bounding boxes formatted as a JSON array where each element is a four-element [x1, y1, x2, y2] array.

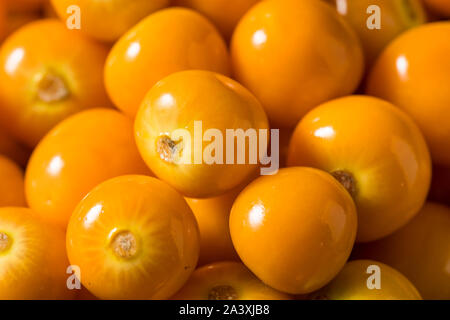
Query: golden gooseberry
[[135, 70, 269, 198], [231, 0, 364, 128], [288, 95, 431, 242], [353, 203, 450, 300], [66, 175, 200, 300], [0, 155, 26, 207], [310, 260, 422, 300], [0, 207, 74, 300], [0, 19, 112, 147], [25, 109, 150, 228], [230, 167, 357, 294], [51, 0, 170, 42], [366, 22, 450, 167], [324, 0, 426, 67], [172, 261, 292, 300], [105, 8, 231, 118]]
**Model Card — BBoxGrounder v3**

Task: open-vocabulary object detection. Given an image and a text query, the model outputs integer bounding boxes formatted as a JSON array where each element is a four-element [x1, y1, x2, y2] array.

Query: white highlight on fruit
[[126, 42, 141, 60], [5, 47, 25, 75], [47, 155, 65, 176], [252, 30, 267, 48]]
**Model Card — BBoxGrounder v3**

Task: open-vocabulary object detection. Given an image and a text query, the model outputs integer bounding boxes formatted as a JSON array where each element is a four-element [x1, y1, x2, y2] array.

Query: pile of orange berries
[[0, 0, 449, 300]]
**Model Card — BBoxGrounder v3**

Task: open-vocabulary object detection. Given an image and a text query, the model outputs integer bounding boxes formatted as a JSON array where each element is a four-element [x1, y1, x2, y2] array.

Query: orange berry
[[354, 203, 450, 300], [66, 175, 200, 300], [135, 70, 269, 198], [105, 8, 230, 118], [0, 155, 26, 207], [25, 109, 150, 228], [0, 19, 112, 147], [367, 22, 450, 167], [230, 167, 357, 294], [173, 0, 261, 40], [51, 0, 170, 42], [0, 207, 74, 300], [231, 0, 364, 128], [324, 0, 426, 67], [172, 261, 292, 300], [311, 260, 422, 300], [288, 96, 431, 242]]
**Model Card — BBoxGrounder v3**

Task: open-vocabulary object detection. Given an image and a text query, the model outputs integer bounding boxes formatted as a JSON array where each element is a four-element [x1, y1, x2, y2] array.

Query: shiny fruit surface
[[173, 0, 260, 40], [51, 0, 170, 42], [311, 260, 422, 300], [185, 188, 241, 266], [172, 261, 291, 300], [367, 22, 450, 167], [230, 167, 357, 294], [0, 155, 26, 207], [325, 0, 426, 66], [135, 70, 269, 198], [66, 175, 200, 300], [105, 8, 230, 118], [0, 207, 73, 300], [354, 203, 450, 300], [231, 0, 364, 128], [288, 96, 431, 242], [0, 19, 112, 147], [25, 109, 150, 228]]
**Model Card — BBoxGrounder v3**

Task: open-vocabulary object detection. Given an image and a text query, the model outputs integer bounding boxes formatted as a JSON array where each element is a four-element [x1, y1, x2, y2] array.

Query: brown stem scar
[[110, 231, 137, 259], [37, 72, 69, 103], [331, 170, 357, 198], [208, 285, 238, 300]]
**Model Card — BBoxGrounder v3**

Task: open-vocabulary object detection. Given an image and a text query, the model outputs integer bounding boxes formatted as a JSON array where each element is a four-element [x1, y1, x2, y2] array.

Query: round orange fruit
[[230, 167, 357, 294], [66, 175, 200, 300], [172, 261, 292, 300], [231, 0, 364, 128], [135, 70, 269, 198], [288, 96, 431, 242], [0, 19, 112, 147], [105, 8, 230, 118], [25, 109, 150, 228]]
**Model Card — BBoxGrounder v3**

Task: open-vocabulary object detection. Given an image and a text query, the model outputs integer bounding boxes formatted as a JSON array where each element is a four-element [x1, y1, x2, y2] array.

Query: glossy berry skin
[[230, 167, 357, 294], [25, 109, 150, 228], [0, 207, 74, 300], [0, 19, 112, 147], [66, 175, 200, 300], [325, 0, 426, 67], [311, 260, 422, 300], [185, 188, 241, 266], [51, 0, 170, 42], [288, 96, 431, 242], [173, 0, 261, 40], [231, 0, 364, 128], [367, 22, 450, 167], [105, 8, 230, 118], [172, 261, 291, 300], [0, 155, 26, 207], [135, 70, 269, 198], [354, 203, 450, 300]]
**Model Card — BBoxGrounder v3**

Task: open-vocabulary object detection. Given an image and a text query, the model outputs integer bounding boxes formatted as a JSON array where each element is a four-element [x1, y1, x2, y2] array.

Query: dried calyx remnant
[[208, 285, 238, 300], [37, 72, 70, 103], [156, 135, 183, 164], [0, 232, 11, 252], [110, 231, 138, 259], [331, 170, 357, 198]]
